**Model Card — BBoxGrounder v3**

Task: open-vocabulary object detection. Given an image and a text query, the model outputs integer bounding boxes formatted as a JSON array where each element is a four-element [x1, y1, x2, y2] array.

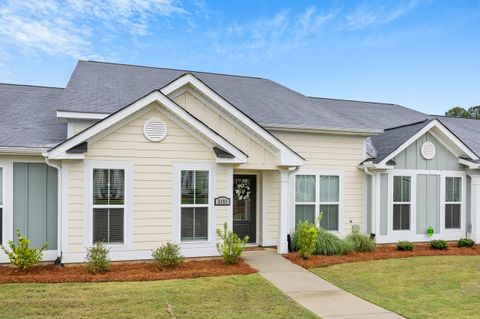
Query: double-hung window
[[393, 176, 411, 231], [295, 173, 341, 231], [0, 167, 3, 242], [180, 170, 209, 241], [445, 177, 461, 229], [92, 168, 125, 244]]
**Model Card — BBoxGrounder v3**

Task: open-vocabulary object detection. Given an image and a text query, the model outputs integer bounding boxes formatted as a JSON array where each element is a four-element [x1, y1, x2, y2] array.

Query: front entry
[[233, 175, 256, 243]]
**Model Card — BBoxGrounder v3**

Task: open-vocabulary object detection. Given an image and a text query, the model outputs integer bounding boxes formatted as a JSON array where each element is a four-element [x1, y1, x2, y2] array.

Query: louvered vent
[[143, 118, 167, 142], [421, 141, 436, 160]]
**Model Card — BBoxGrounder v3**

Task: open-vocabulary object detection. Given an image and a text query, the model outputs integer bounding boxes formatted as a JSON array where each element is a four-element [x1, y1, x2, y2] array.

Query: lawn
[[0, 274, 317, 319], [312, 256, 480, 319]]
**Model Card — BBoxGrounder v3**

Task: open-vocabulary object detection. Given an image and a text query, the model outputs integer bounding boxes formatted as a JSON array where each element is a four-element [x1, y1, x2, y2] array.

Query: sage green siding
[[13, 163, 58, 249], [394, 132, 463, 171], [366, 175, 372, 234], [416, 174, 440, 234], [380, 173, 388, 235]]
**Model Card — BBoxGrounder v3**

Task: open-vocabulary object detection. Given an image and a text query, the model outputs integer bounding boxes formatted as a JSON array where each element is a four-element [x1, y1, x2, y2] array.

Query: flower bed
[[284, 243, 480, 268], [0, 258, 256, 284]]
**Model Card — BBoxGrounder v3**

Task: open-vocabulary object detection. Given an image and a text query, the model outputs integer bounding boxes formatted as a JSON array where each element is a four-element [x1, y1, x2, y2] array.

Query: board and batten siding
[[416, 174, 440, 234], [173, 90, 278, 168], [272, 131, 366, 234], [65, 104, 230, 254]]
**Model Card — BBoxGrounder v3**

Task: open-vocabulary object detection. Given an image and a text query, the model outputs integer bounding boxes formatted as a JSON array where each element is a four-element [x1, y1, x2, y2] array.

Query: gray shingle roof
[[0, 83, 66, 148], [436, 116, 480, 156], [55, 61, 427, 133]]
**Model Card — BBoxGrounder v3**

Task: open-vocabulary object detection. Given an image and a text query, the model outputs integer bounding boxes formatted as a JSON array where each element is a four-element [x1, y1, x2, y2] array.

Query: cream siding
[[272, 131, 366, 234], [65, 104, 230, 253]]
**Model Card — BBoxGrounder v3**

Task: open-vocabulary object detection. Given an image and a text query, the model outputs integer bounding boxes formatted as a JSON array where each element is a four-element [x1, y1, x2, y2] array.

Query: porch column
[[470, 175, 480, 242], [277, 170, 289, 253]]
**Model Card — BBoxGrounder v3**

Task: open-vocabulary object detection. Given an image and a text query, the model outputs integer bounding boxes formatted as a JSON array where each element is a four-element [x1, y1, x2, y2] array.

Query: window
[[180, 170, 209, 241], [445, 177, 461, 229], [393, 176, 411, 231], [0, 167, 3, 242], [294, 173, 341, 231], [92, 169, 125, 244]]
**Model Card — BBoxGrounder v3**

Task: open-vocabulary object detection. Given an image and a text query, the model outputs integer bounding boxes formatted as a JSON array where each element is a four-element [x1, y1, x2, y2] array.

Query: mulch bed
[[284, 243, 480, 269], [0, 258, 256, 284]]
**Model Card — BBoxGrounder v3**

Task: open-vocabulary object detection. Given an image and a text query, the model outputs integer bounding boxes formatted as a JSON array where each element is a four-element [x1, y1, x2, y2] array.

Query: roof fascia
[[160, 73, 305, 166], [57, 110, 109, 120], [0, 147, 48, 155], [265, 125, 383, 136], [47, 91, 247, 162], [377, 120, 479, 167]]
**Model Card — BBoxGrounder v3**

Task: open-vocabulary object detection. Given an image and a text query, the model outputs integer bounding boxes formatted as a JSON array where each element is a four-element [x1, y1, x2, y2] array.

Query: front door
[[233, 175, 256, 243]]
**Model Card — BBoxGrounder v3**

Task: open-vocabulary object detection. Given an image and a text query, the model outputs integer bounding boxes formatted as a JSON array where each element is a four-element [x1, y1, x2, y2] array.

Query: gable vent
[[143, 118, 167, 142], [421, 141, 436, 160]]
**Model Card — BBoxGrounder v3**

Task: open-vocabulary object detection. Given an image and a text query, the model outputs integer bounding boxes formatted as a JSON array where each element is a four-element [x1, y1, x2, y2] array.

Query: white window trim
[[292, 169, 345, 235], [172, 163, 216, 248], [84, 160, 133, 251], [391, 175, 413, 232], [441, 173, 466, 235]]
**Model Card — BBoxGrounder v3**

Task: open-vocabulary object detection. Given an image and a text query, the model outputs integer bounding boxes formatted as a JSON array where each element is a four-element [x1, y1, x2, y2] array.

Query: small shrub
[[315, 228, 353, 255], [152, 242, 184, 270], [85, 242, 111, 274], [430, 239, 448, 250], [346, 232, 376, 252], [216, 223, 249, 264], [458, 238, 475, 248], [294, 221, 318, 259], [1, 229, 47, 270], [397, 241, 414, 251]]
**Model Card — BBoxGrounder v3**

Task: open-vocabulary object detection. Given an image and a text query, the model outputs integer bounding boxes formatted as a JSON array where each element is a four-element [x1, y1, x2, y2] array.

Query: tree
[[445, 106, 471, 118], [468, 105, 480, 119]]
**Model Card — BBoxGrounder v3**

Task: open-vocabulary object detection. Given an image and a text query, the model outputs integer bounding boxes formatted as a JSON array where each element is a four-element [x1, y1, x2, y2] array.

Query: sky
[[0, 0, 479, 115]]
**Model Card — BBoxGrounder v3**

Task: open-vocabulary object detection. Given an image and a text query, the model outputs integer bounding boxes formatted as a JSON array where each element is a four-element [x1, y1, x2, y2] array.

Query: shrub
[[152, 242, 184, 270], [216, 223, 249, 264], [294, 221, 318, 259], [458, 238, 475, 248], [430, 239, 448, 250], [1, 229, 47, 270], [315, 228, 353, 255], [346, 232, 376, 252], [397, 241, 414, 251], [85, 242, 111, 274]]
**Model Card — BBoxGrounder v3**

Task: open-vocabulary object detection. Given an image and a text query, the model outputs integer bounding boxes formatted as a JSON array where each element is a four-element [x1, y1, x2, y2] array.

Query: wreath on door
[[234, 181, 251, 201]]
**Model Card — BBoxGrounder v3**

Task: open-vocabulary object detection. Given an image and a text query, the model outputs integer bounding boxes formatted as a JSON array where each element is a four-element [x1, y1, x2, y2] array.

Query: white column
[[277, 170, 289, 253], [470, 176, 480, 242]]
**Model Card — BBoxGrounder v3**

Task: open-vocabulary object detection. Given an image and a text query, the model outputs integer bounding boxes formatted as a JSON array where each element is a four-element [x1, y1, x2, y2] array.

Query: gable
[[86, 105, 215, 162], [171, 88, 278, 168], [394, 132, 463, 171]]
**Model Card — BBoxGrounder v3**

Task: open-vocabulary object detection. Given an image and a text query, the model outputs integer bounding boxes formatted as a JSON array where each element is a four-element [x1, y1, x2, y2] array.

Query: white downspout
[[44, 157, 62, 263]]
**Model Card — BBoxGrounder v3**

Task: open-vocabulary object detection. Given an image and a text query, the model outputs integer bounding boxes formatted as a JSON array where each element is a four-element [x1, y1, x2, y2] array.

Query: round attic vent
[[421, 141, 436, 160], [143, 118, 167, 142]]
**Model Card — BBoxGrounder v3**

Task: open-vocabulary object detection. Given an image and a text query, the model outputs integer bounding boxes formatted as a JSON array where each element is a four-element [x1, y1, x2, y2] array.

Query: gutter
[[0, 147, 47, 155], [264, 125, 383, 137]]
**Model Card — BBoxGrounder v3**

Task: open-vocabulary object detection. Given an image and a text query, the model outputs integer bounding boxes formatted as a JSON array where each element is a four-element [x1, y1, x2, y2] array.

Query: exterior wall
[[173, 90, 278, 168], [416, 174, 440, 234], [64, 104, 231, 261], [272, 131, 366, 235], [68, 119, 99, 138], [379, 173, 388, 236], [366, 175, 372, 234]]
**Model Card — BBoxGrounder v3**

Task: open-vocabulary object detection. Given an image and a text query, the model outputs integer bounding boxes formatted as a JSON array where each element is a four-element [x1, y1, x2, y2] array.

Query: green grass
[[0, 274, 317, 319], [312, 256, 480, 319]]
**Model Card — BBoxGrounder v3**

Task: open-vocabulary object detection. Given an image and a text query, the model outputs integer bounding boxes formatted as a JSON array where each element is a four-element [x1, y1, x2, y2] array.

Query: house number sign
[[214, 196, 231, 206]]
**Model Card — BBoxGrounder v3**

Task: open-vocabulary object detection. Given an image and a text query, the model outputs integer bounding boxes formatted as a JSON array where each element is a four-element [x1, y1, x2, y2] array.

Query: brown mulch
[[284, 243, 480, 269], [0, 258, 256, 284]]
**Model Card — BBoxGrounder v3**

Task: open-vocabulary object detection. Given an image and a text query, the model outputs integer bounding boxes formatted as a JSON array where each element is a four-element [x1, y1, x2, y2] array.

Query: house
[[0, 60, 479, 263]]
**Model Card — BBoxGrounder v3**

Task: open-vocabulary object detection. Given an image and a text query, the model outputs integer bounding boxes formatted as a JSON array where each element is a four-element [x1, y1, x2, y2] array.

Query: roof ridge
[[308, 96, 397, 106], [384, 119, 431, 131], [82, 60, 264, 80], [0, 82, 64, 90]]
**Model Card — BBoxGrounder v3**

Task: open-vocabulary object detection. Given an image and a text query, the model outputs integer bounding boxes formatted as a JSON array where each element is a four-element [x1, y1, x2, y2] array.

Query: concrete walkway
[[243, 249, 403, 319]]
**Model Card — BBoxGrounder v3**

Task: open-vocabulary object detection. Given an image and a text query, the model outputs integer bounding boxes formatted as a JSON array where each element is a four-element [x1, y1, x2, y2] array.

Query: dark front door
[[233, 175, 256, 243]]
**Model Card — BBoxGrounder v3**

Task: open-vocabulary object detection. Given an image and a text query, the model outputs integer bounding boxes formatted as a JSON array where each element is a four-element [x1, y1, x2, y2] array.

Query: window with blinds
[[393, 176, 411, 231], [92, 168, 125, 244], [445, 177, 461, 229], [294, 174, 340, 231], [180, 170, 209, 241]]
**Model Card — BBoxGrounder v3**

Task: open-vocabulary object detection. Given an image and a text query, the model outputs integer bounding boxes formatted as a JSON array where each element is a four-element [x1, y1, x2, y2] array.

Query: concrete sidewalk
[[243, 249, 403, 319]]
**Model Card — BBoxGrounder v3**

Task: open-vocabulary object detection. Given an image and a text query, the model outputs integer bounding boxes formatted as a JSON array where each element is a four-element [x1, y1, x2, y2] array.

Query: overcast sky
[[0, 0, 479, 114]]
